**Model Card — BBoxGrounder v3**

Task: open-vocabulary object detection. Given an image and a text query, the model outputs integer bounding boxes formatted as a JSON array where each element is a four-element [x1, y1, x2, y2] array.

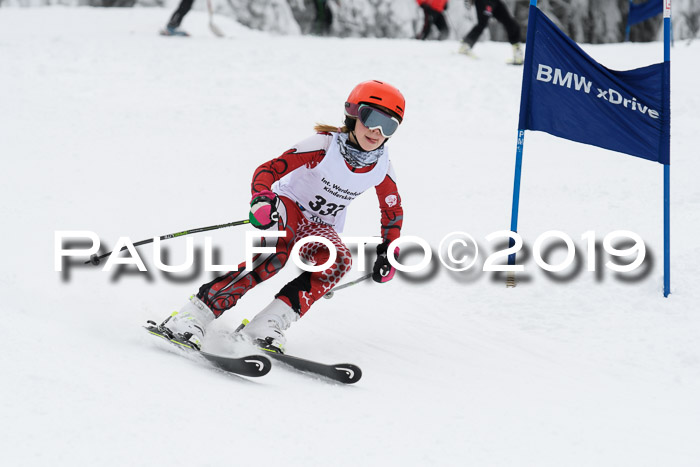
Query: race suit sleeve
[[375, 161, 403, 243], [251, 133, 331, 194]]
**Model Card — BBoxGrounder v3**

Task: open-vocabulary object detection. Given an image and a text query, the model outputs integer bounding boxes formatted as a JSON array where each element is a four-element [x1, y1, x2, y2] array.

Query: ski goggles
[[358, 104, 401, 138]]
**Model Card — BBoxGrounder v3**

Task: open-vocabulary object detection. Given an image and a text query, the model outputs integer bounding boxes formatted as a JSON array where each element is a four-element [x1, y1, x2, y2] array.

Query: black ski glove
[[372, 241, 399, 283]]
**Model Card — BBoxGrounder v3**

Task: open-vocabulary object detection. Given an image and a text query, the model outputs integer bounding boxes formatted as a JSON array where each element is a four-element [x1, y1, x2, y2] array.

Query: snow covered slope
[[2, 6, 699, 467]]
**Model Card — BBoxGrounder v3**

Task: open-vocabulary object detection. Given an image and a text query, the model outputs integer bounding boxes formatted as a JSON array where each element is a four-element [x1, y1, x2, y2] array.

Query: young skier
[[157, 80, 406, 354]]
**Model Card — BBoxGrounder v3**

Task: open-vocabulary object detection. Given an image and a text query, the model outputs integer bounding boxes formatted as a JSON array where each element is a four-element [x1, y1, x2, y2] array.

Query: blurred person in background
[[313, 0, 333, 36], [416, 0, 450, 40], [460, 0, 523, 64], [161, 0, 195, 36]]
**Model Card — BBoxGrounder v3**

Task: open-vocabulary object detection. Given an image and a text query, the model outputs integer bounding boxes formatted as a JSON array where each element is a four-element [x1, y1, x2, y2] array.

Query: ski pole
[[444, 10, 460, 40], [85, 219, 250, 265], [206, 0, 225, 37], [323, 273, 372, 299]]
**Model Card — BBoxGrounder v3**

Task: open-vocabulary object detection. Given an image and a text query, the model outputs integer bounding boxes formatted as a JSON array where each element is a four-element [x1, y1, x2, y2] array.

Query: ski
[[144, 322, 271, 378], [263, 351, 362, 384], [233, 319, 362, 384]]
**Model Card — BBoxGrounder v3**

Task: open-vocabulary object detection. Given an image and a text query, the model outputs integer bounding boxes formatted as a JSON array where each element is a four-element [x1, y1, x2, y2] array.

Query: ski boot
[[238, 299, 299, 354], [160, 26, 190, 37], [510, 43, 524, 65], [458, 41, 476, 57], [157, 296, 215, 350]]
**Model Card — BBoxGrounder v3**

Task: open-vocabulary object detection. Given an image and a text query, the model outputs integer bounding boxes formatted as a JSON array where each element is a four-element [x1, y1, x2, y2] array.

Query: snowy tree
[[1, 0, 698, 42], [288, 0, 418, 38], [530, 0, 628, 43], [225, 0, 301, 35], [530, 0, 696, 43], [671, 0, 700, 42]]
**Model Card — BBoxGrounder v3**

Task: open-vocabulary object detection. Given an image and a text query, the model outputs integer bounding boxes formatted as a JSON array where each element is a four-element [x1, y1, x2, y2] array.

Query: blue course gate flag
[[518, 7, 670, 165], [628, 0, 664, 26]]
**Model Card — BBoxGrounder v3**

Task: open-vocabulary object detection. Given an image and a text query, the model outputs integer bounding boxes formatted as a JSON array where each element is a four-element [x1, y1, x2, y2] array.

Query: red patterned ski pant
[[196, 196, 352, 318]]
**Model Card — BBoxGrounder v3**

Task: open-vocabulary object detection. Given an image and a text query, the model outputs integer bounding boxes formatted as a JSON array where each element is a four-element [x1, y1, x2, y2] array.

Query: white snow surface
[[2, 6, 700, 467]]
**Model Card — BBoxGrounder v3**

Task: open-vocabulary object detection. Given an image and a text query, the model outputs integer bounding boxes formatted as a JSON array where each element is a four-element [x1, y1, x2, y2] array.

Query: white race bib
[[274, 132, 389, 231]]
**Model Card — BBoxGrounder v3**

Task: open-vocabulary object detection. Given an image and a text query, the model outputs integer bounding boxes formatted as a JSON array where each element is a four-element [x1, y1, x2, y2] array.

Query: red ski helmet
[[344, 80, 405, 123]]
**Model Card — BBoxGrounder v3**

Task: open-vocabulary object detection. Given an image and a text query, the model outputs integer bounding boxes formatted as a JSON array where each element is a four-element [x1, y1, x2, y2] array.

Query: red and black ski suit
[[195, 132, 403, 318], [416, 0, 450, 40]]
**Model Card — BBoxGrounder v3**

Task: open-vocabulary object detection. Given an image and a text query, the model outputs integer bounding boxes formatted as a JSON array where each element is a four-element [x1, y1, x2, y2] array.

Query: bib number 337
[[308, 195, 346, 217]]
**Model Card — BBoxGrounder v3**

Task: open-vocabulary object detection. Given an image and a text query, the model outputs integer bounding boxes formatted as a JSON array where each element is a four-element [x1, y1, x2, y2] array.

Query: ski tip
[[243, 355, 272, 377], [201, 352, 272, 377], [334, 364, 362, 384]]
